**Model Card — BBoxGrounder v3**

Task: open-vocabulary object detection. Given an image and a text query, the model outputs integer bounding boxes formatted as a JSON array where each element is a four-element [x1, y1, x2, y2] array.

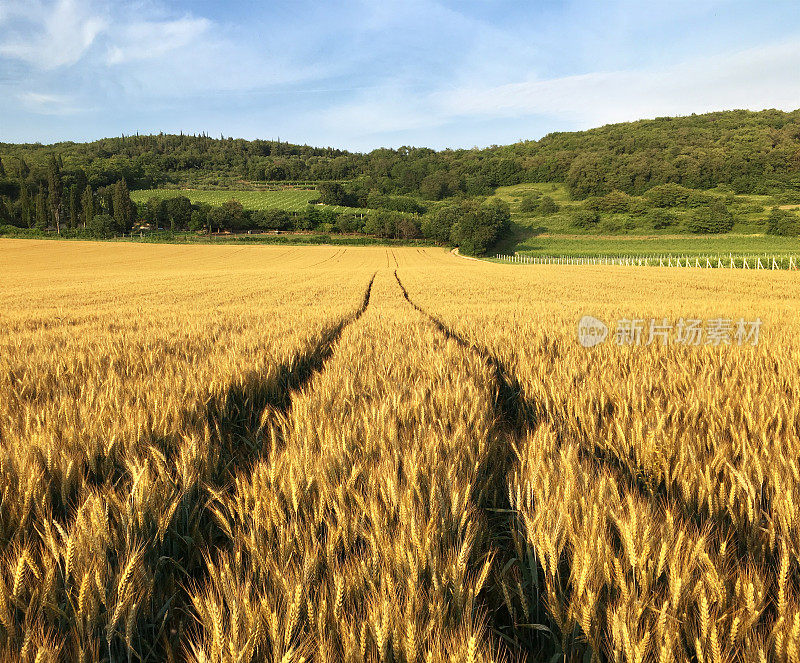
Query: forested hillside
[[3, 109, 800, 197], [1, 109, 800, 252]]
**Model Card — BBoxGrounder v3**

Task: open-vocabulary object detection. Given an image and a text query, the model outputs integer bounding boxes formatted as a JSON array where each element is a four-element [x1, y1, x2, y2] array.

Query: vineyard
[[1, 239, 799, 663], [129, 188, 368, 214]]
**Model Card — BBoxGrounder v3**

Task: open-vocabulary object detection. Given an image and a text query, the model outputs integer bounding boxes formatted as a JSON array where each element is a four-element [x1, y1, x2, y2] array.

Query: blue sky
[[1, 0, 799, 151]]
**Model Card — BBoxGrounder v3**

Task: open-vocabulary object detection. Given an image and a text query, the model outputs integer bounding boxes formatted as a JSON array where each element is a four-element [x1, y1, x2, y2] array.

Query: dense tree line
[[3, 109, 800, 249], [0, 154, 136, 236], [3, 110, 800, 202], [0, 166, 509, 252], [133, 195, 509, 253]]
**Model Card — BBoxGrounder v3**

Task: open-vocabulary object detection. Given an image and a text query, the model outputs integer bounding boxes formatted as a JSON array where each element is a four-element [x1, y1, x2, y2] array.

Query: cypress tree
[[0, 196, 10, 224], [47, 155, 63, 233], [17, 157, 30, 179], [81, 185, 94, 229], [0, 156, 5, 178], [20, 184, 32, 228], [35, 189, 47, 230], [112, 179, 135, 232], [69, 185, 80, 229], [101, 186, 113, 216]]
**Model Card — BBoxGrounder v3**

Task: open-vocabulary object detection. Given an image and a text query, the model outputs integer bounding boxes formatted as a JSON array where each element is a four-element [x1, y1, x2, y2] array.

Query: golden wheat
[[1, 239, 798, 662]]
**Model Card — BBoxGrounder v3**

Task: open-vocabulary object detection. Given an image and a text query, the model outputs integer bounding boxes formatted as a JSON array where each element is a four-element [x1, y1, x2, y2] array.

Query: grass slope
[[130, 188, 369, 214], [490, 183, 800, 258]]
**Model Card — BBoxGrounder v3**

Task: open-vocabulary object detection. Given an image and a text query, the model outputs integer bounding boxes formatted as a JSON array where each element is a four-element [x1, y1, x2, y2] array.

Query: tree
[[19, 184, 32, 228], [766, 208, 800, 236], [419, 171, 454, 200], [571, 209, 600, 229], [112, 179, 136, 232], [68, 185, 80, 229], [335, 213, 363, 234], [566, 154, 608, 198], [35, 189, 48, 230], [298, 205, 321, 230], [162, 195, 192, 231], [364, 209, 396, 238], [318, 182, 350, 207], [450, 198, 510, 256], [319, 207, 337, 228], [687, 200, 734, 233], [209, 199, 245, 232], [0, 156, 5, 178], [0, 196, 12, 225], [646, 208, 677, 229], [145, 197, 164, 226], [421, 205, 460, 243], [81, 185, 94, 229], [253, 209, 291, 231], [88, 213, 114, 238], [396, 215, 421, 239], [189, 203, 212, 232], [47, 155, 63, 233], [17, 157, 30, 179], [538, 196, 559, 215], [519, 192, 541, 212]]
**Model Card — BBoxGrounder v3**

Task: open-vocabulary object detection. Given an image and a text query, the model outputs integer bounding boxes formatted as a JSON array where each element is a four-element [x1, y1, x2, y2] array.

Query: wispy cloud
[[0, 0, 798, 147], [318, 36, 800, 147], [0, 0, 107, 68], [106, 16, 211, 65], [435, 39, 800, 128], [17, 90, 78, 114]]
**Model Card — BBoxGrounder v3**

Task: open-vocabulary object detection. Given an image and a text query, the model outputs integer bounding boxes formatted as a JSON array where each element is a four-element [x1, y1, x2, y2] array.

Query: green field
[[130, 188, 368, 214], [491, 234, 800, 259], [493, 183, 778, 235], [489, 182, 798, 257]]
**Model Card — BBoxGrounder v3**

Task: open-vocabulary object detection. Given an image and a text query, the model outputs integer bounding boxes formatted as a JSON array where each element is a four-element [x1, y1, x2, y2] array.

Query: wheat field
[[1, 239, 798, 663]]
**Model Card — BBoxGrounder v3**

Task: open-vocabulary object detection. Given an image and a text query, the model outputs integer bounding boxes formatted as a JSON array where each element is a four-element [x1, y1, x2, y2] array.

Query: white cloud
[[106, 16, 211, 65], [312, 36, 800, 148], [0, 0, 107, 68], [435, 39, 800, 127], [17, 90, 77, 114]]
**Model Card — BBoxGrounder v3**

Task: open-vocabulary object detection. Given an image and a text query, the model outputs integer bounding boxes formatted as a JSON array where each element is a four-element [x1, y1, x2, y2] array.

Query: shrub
[[519, 192, 541, 212], [451, 198, 510, 256], [253, 209, 291, 231], [421, 205, 460, 243], [736, 202, 765, 215], [539, 196, 559, 215], [628, 199, 649, 216], [766, 208, 800, 236], [366, 192, 426, 214], [686, 191, 714, 208], [598, 190, 632, 213], [646, 208, 678, 230], [771, 191, 800, 205], [687, 200, 734, 233], [571, 209, 600, 229], [584, 196, 602, 211], [335, 213, 364, 234], [88, 213, 115, 238], [644, 183, 692, 208]]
